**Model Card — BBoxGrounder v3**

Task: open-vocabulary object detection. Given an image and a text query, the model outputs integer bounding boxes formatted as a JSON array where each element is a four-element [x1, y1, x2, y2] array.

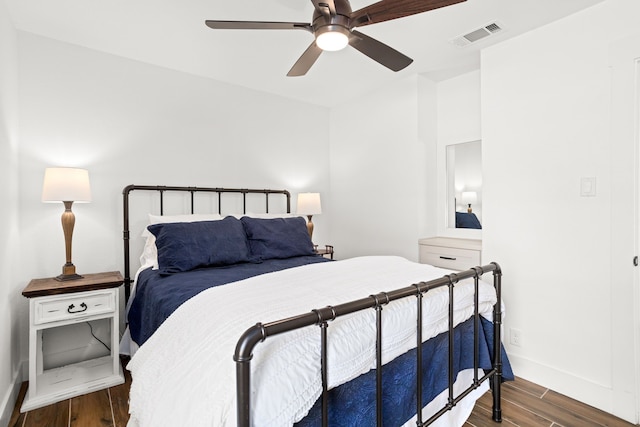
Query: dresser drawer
[[34, 290, 116, 325], [419, 245, 481, 271]]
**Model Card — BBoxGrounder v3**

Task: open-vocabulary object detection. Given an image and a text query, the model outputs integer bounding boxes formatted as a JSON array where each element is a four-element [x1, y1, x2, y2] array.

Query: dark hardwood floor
[[465, 377, 637, 427], [9, 360, 638, 427]]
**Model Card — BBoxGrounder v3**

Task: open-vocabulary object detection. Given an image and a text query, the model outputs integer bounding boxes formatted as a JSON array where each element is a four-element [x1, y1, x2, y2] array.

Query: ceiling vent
[[450, 22, 504, 47]]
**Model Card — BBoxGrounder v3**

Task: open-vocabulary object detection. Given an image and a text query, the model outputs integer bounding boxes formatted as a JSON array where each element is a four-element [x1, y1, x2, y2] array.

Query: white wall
[[417, 75, 438, 242], [325, 69, 482, 266], [435, 71, 482, 240], [482, 0, 640, 421], [437, 71, 481, 147], [329, 75, 428, 261], [0, 1, 20, 425], [15, 31, 331, 372]]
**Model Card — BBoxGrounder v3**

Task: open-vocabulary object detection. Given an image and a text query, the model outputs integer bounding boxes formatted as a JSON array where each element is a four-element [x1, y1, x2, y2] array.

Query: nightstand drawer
[[419, 245, 481, 271], [34, 290, 116, 325]]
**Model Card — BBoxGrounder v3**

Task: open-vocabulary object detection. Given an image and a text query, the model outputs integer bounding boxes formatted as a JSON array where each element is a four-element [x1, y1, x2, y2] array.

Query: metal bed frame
[[121, 185, 503, 427]]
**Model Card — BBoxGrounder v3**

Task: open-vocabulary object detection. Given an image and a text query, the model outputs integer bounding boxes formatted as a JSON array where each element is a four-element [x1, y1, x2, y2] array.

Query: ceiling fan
[[205, 0, 466, 76]]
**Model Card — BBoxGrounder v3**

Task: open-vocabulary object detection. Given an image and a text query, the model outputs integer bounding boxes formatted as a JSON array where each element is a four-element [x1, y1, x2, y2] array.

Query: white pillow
[[224, 212, 299, 220], [243, 212, 299, 219], [140, 213, 224, 269]]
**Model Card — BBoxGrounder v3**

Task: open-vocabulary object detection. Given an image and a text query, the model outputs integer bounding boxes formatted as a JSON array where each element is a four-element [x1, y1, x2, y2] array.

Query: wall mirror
[[446, 140, 482, 229]]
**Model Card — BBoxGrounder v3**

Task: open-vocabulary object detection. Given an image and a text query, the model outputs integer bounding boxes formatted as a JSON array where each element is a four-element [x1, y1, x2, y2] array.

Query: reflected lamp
[[461, 191, 477, 213]]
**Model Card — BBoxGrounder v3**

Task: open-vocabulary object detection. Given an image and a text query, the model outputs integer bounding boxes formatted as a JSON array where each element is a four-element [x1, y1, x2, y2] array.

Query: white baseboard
[[0, 360, 26, 427], [509, 353, 637, 424]]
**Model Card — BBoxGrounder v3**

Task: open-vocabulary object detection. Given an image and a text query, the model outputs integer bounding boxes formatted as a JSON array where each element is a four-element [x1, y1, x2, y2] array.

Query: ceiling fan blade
[[351, 0, 465, 27], [287, 42, 323, 76], [311, 0, 337, 16], [349, 30, 413, 72], [205, 20, 311, 31]]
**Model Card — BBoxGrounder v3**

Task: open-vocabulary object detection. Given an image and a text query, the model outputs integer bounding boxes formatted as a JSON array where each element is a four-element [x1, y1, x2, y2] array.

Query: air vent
[[450, 22, 504, 47]]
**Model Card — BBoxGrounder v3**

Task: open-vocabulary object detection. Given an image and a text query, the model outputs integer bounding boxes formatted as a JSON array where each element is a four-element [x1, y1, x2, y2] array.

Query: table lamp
[[42, 167, 91, 281], [296, 192, 322, 240]]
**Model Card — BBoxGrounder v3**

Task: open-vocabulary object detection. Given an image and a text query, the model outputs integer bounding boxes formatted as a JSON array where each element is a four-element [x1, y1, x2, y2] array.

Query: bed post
[[122, 185, 134, 302], [491, 262, 503, 422], [234, 323, 267, 427]]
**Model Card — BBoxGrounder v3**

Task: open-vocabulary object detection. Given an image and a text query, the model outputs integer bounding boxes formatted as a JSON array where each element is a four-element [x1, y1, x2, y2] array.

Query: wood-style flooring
[[9, 360, 638, 427], [465, 377, 637, 427]]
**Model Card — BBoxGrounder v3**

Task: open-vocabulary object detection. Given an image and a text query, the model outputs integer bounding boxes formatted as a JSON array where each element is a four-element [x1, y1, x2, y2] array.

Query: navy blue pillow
[[148, 216, 251, 274], [241, 216, 316, 260], [455, 212, 482, 229]]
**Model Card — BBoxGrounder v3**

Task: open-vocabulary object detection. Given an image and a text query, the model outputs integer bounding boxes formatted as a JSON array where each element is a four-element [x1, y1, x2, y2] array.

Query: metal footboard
[[234, 263, 503, 427]]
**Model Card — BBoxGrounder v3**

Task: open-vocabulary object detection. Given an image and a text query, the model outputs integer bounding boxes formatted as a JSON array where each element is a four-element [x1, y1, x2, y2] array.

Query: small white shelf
[[22, 356, 124, 411]]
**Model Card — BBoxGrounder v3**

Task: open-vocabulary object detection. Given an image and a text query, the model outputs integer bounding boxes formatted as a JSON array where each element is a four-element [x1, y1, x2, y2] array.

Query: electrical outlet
[[510, 328, 522, 347]]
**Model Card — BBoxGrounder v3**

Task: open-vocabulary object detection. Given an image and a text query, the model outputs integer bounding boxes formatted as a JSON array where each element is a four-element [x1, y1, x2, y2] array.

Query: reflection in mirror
[[446, 141, 482, 229]]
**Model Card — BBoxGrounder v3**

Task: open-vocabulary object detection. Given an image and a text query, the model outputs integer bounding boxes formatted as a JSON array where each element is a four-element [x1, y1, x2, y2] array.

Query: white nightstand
[[21, 271, 125, 411], [418, 237, 482, 271]]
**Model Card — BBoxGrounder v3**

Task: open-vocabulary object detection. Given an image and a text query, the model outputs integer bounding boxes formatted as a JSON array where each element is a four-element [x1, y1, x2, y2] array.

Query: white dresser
[[418, 237, 482, 271]]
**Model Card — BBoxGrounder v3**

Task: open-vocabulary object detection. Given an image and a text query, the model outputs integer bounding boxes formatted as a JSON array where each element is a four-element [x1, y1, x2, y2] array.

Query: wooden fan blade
[[311, 0, 337, 16], [205, 20, 312, 31], [351, 0, 466, 27], [287, 42, 323, 76], [349, 30, 413, 72]]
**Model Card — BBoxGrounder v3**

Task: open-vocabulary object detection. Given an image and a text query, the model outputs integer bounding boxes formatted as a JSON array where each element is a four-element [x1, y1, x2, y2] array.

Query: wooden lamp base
[[55, 201, 83, 281], [55, 263, 83, 281]]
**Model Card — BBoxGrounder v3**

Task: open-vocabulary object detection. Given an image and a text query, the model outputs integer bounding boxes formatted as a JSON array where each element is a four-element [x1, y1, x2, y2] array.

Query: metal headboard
[[122, 185, 291, 301]]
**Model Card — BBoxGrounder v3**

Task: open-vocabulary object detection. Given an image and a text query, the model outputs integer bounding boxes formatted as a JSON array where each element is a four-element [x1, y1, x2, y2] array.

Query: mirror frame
[[437, 139, 482, 239]]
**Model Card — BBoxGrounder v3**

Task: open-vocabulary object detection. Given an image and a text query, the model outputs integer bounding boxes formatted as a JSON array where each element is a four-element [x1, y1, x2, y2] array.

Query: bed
[[120, 185, 512, 427]]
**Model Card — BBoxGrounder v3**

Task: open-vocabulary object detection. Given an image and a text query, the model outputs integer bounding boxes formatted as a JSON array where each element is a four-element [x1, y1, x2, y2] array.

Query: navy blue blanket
[[296, 317, 513, 426], [128, 256, 330, 345]]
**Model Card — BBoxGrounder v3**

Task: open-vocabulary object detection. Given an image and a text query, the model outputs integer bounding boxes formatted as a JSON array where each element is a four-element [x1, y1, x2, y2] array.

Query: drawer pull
[[67, 303, 88, 314], [439, 256, 457, 261]]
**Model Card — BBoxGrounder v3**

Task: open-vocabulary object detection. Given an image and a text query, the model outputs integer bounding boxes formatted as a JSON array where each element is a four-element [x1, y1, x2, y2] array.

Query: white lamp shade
[[296, 192, 322, 215], [461, 191, 477, 205], [42, 167, 92, 202]]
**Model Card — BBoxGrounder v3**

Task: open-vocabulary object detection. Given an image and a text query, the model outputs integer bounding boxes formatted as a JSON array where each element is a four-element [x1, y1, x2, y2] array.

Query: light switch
[[580, 177, 596, 197]]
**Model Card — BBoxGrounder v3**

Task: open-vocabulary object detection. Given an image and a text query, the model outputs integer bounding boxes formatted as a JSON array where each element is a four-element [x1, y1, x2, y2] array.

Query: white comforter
[[127, 256, 497, 427]]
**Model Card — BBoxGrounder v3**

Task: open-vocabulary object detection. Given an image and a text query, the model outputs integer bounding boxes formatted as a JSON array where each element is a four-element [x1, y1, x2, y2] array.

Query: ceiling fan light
[[316, 30, 349, 51]]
